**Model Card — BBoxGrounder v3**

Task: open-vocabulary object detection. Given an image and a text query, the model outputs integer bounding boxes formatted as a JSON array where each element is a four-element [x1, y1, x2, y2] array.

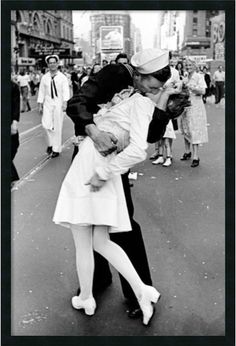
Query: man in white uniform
[[37, 55, 70, 157]]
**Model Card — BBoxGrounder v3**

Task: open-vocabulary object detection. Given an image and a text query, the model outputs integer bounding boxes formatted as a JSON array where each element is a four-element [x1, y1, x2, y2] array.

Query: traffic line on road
[[11, 136, 74, 192], [20, 124, 42, 138]]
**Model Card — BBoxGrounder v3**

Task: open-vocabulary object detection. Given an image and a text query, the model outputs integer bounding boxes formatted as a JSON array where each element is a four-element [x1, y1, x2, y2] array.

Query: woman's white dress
[[180, 72, 208, 144], [53, 93, 154, 233], [163, 120, 176, 139]]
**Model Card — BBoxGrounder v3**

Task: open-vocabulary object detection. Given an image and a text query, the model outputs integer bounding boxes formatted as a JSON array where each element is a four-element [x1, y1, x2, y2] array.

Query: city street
[[11, 96, 225, 336]]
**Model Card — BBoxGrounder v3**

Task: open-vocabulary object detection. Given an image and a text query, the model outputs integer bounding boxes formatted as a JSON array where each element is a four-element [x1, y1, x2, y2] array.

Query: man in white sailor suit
[[37, 54, 70, 158]]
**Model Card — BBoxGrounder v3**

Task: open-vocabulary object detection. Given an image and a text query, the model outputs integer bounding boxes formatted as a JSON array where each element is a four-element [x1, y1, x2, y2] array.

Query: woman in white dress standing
[[53, 50, 181, 326], [179, 59, 208, 167]]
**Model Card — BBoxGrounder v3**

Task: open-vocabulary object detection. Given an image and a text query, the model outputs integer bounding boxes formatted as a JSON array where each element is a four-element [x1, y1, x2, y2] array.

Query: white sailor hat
[[131, 49, 169, 74], [45, 54, 60, 64]]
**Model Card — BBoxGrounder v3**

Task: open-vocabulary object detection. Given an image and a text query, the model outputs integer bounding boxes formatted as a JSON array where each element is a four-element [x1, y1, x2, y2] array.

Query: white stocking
[[71, 224, 94, 300], [93, 225, 144, 300]]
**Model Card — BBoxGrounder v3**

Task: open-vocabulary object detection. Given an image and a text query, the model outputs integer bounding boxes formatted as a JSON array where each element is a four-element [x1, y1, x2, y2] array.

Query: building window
[[55, 23, 58, 35], [46, 20, 53, 35], [193, 17, 198, 24], [16, 10, 22, 23], [193, 10, 198, 13], [33, 13, 40, 32], [193, 28, 198, 36]]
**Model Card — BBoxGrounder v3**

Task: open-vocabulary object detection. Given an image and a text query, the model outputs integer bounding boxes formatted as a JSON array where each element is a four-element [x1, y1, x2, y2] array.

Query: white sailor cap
[[45, 54, 60, 64], [131, 49, 169, 74]]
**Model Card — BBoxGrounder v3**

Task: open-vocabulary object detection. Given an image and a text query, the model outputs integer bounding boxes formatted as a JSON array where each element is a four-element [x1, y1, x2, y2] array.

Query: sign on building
[[18, 57, 36, 66], [30, 47, 70, 57], [186, 55, 207, 64], [100, 26, 123, 50], [211, 13, 225, 61]]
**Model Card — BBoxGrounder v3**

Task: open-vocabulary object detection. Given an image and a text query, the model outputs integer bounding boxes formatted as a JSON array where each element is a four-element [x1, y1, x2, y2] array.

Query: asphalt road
[[11, 95, 225, 336]]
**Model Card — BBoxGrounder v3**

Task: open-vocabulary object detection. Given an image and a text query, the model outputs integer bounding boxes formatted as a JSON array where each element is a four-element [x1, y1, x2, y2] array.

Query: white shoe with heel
[[138, 285, 161, 325], [152, 156, 164, 165], [71, 295, 96, 316]]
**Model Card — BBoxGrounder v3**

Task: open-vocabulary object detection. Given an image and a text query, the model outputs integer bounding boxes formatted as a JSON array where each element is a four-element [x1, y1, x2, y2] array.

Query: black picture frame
[[1, 1, 235, 346]]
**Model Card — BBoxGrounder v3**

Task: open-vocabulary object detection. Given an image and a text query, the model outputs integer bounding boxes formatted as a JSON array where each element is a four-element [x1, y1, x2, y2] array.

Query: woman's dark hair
[[175, 61, 184, 76], [149, 65, 171, 83]]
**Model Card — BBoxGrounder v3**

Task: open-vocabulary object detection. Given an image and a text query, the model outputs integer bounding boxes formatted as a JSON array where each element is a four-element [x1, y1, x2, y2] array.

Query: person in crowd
[[37, 55, 70, 158], [34, 71, 41, 93], [151, 52, 182, 166], [80, 66, 92, 86], [102, 59, 109, 67], [151, 121, 176, 167], [175, 60, 184, 79], [65, 48, 190, 319], [28, 70, 35, 96], [53, 49, 183, 325], [11, 70, 19, 84], [71, 65, 80, 95], [179, 58, 208, 167], [39, 68, 46, 82], [202, 66, 211, 104], [90, 63, 102, 76], [115, 53, 129, 64], [11, 79, 21, 186], [212, 65, 225, 104], [110, 59, 116, 65], [17, 70, 31, 112]]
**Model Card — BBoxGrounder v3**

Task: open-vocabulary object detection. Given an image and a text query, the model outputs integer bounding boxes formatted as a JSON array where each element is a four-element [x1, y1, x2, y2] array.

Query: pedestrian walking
[[212, 65, 225, 104], [17, 70, 31, 112], [11, 79, 21, 186], [37, 55, 70, 158], [53, 49, 182, 325], [179, 58, 208, 167], [65, 48, 190, 319], [202, 66, 211, 104]]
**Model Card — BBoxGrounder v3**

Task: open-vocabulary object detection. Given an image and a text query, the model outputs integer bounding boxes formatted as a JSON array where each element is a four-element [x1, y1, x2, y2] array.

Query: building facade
[[180, 10, 224, 64], [90, 11, 132, 63], [11, 10, 75, 71]]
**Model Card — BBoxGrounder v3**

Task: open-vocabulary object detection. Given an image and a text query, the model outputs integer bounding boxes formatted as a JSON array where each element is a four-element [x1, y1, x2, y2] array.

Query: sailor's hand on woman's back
[[85, 124, 118, 156]]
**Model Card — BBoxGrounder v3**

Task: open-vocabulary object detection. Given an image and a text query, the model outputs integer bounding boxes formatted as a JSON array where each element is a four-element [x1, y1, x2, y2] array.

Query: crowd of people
[[10, 51, 224, 184]]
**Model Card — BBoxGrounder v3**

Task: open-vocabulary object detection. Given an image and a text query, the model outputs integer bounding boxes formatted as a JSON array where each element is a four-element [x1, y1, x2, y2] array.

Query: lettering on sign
[[18, 57, 36, 65]]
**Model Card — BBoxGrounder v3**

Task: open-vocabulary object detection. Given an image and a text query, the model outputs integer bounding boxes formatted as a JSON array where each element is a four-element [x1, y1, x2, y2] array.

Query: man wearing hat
[[66, 48, 186, 318], [37, 54, 70, 157]]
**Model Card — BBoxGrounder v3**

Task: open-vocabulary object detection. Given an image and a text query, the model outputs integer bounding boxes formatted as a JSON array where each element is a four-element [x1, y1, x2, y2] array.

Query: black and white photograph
[[2, 1, 235, 345]]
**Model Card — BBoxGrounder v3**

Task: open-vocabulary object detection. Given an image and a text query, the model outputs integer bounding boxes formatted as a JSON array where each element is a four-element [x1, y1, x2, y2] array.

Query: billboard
[[100, 26, 123, 50], [211, 13, 225, 61]]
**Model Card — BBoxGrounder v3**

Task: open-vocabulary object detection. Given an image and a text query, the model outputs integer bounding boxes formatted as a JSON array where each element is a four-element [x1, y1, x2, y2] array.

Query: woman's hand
[[85, 172, 106, 192]]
